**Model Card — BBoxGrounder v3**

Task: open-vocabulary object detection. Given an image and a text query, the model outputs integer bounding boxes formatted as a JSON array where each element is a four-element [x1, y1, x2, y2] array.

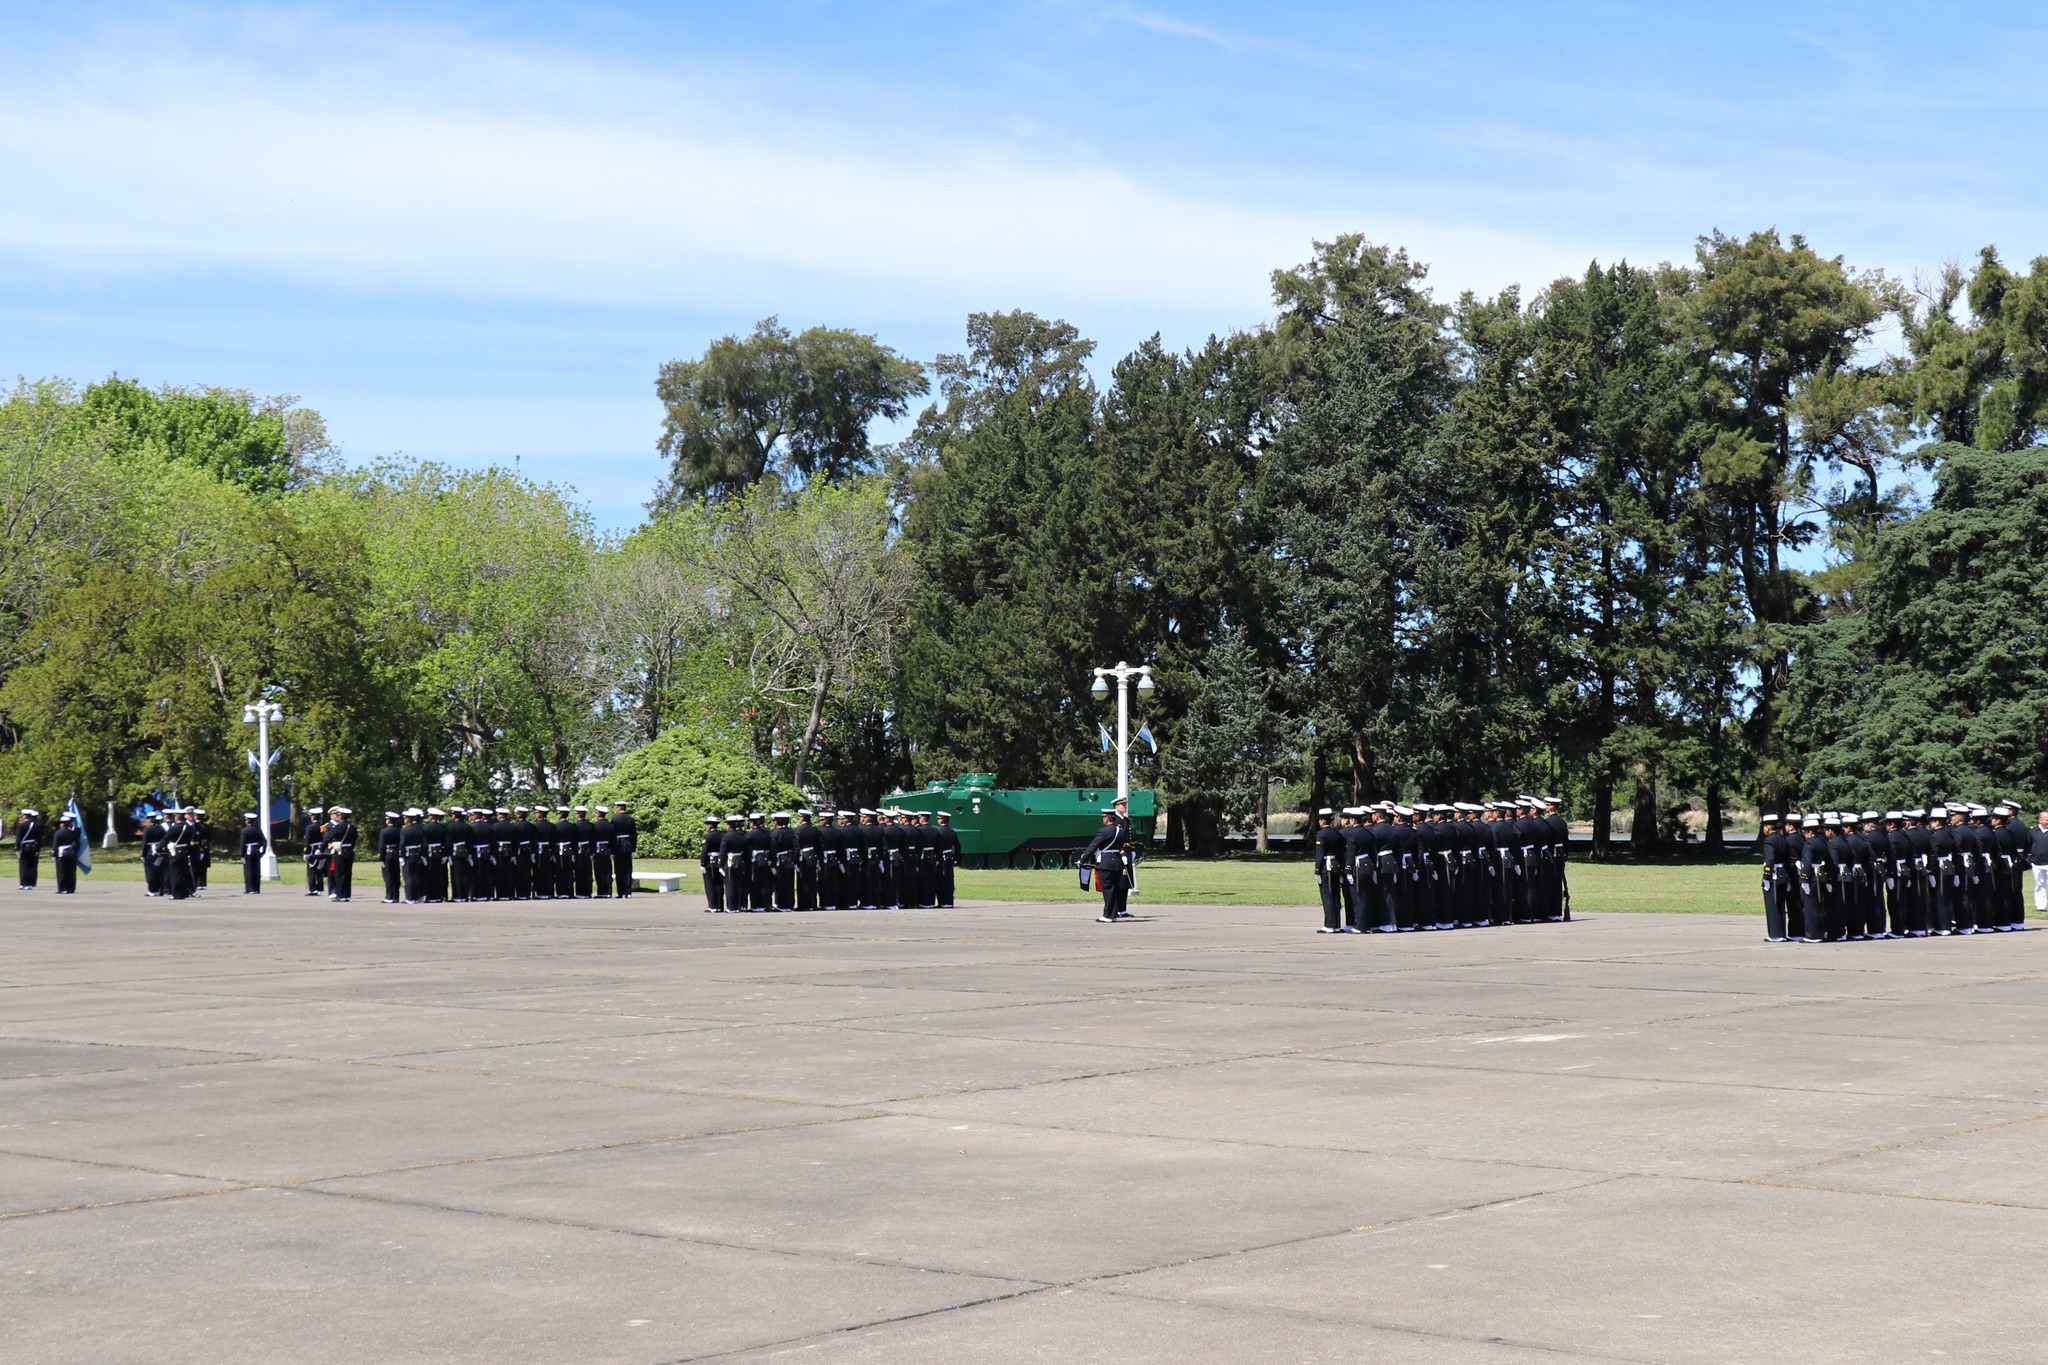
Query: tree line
[[4, 229, 2045, 855]]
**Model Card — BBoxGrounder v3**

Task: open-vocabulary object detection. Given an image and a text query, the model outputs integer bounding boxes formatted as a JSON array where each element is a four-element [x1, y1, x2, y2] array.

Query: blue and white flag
[[66, 797, 91, 875], [1135, 722, 1159, 754], [1098, 723, 1113, 754]]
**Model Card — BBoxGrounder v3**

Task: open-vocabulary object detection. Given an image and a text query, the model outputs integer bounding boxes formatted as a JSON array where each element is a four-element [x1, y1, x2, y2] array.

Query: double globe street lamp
[[1090, 661, 1154, 802]]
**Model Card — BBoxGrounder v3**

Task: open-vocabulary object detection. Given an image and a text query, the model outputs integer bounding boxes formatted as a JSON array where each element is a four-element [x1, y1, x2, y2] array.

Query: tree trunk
[[1351, 737, 1373, 804], [1630, 761, 1660, 854], [1254, 774, 1270, 854], [792, 662, 832, 790], [1591, 762, 1615, 864], [1704, 717, 1725, 853]]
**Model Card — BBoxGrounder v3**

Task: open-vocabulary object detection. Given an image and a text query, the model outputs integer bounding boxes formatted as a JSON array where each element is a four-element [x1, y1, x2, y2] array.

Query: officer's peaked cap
[[332, 806, 352, 815]]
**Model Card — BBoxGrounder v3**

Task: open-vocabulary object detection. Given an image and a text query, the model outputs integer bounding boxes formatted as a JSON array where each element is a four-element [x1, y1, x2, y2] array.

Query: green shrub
[[578, 728, 804, 858]]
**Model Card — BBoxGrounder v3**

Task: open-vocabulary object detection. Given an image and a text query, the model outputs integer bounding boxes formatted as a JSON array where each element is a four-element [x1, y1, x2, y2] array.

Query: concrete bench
[[637, 873, 686, 893]]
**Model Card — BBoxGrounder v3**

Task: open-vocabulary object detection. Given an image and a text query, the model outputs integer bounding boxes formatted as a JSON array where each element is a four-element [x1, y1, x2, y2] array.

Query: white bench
[[637, 873, 686, 893]]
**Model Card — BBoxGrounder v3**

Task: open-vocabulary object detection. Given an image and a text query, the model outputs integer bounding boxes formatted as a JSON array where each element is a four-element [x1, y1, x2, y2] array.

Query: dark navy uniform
[[769, 813, 797, 910], [140, 816, 167, 896], [591, 812, 615, 898], [934, 814, 960, 908], [610, 805, 637, 897], [1312, 810, 1344, 932], [14, 809, 46, 889], [700, 817, 725, 910], [795, 811, 820, 910], [1081, 807, 1135, 922], [240, 815, 266, 893], [52, 815, 81, 894]]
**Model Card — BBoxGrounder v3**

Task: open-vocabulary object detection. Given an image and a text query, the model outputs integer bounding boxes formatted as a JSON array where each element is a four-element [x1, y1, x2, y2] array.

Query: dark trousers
[[939, 862, 956, 908], [332, 858, 354, 900], [244, 854, 262, 893], [495, 855, 515, 901], [751, 859, 774, 910], [144, 855, 164, 895], [594, 853, 613, 898], [168, 857, 192, 900], [573, 854, 594, 898], [703, 865, 724, 910], [387, 858, 404, 902], [1798, 880, 1824, 940], [613, 851, 633, 897], [194, 853, 208, 890], [402, 859, 423, 903], [534, 852, 555, 899], [55, 854, 77, 894], [774, 862, 795, 909], [1318, 870, 1342, 930], [18, 849, 39, 887], [512, 856, 531, 899], [447, 858, 467, 903], [1338, 869, 1359, 929], [1763, 872, 1786, 939], [797, 861, 817, 910], [724, 859, 748, 910], [555, 853, 574, 899], [306, 857, 324, 895]]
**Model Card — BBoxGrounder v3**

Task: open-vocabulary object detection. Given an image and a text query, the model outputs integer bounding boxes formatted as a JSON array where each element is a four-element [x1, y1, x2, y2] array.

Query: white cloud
[[0, 11, 1592, 331]]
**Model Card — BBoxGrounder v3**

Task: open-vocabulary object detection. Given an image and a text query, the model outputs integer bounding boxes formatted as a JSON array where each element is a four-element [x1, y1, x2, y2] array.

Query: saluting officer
[[13, 807, 46, 889], [1081, 800, 1136, 922]]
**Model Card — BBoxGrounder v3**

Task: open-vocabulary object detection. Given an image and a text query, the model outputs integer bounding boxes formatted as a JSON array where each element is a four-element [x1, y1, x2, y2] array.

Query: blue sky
[[4, 2, 2045, 529]]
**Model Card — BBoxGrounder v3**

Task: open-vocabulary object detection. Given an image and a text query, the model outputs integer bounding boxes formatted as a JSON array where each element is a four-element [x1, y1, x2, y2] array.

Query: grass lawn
[[636, 853, 1767, 913], [55, 846, 1761, 913]]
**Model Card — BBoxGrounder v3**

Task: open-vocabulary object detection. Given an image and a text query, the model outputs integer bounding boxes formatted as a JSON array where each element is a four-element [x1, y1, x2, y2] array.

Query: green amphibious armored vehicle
[[888, 774, 1158, 869]]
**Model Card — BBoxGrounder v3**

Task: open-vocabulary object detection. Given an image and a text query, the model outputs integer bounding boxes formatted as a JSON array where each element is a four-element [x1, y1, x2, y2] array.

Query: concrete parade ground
[[4, 880, 2047, 1363]]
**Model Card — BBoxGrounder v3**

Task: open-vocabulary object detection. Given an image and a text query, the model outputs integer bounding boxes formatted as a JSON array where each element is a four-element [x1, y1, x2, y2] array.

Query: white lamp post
[[241, 698, 284, 881], [1089, 661, 1154, 802]]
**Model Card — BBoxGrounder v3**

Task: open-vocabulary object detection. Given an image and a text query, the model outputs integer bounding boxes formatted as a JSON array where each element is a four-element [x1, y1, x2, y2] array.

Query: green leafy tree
[[1666, 229, 1891, 808], [75, 378, 333, 496], [1162, 628, 1301, 852], [1894, 248, 2048, 453], [653, 318, 927, 505], [1789, 444, 2048, 807]]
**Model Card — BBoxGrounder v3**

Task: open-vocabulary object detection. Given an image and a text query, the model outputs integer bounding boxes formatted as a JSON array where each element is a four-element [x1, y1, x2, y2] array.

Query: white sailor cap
[[1760, 813, 1780, 823], [1884, 810, 1902, 821], [1340, 805, 1363, 816], [58, 810, 75, 820], [1797, 815, 1817, 827], [772, 811, 792, 821], [308, 805, 326, 814], [385, 810, 400, 818], [1993, 804, 2013, 816], [1970, 803, 1989, 816], [704, 814, 720, 823], [403, 806, 423, 817], [332, 806, 352, 815], [1316, 807, 1334, 817], [555, 805, 571, 813], [746, 810, 764, 820], [1394, 805, 1415, 817], [1860, 810, 1879, 821], [575, 804, 591, 813], [194, 807, 206, 814], [19, 807, 36, 816], [423, 806, 441, 816], [511, 803, 529, 812]]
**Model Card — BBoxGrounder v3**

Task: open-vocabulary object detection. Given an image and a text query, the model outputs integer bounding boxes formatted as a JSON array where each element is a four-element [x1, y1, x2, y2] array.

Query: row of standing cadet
[[1311, 797, 1570, 933], [316, 803, 644, 904], [9, 807, 88, 894], [1760, 805, 2044, 942], [701, 809, 961, 912]]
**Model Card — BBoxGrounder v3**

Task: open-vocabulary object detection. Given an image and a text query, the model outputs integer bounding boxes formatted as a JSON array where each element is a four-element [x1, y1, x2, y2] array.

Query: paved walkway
[[3, 883, 2044, 1362]]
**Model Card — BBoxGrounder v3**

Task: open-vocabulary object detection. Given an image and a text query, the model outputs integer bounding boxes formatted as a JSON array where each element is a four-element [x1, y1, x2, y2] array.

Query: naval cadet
[[50, 811, 81, 895], [13, 807, 45, 889], [1313, 808, 1344, 933], [140, 812, 167, 896], [591, 806, 615, 898], [794, 809, 820, 911], [935, 811, 960, 908], [376, 812, 402, 902], [1757, 815, 1787, 941], [240, 812, 266, 893], [768, 811, 796, 910], [1081, 801, 1136, 922], [817, 810, 843, 911], [610, 802, 636, 897], [162, 808, 195, 900], [700, 816, 725, 911], [303, 806, 327, 896], [397, 808, 425, 903], [324, 807, 356, 902]]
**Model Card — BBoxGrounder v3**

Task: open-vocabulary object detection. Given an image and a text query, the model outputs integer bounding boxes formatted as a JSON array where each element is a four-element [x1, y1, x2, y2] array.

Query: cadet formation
[[1309, 796, 1570, 933], [697, 808, 961, 912], [1759, 805, 2048, 942], [347, 803, 642, 904]]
